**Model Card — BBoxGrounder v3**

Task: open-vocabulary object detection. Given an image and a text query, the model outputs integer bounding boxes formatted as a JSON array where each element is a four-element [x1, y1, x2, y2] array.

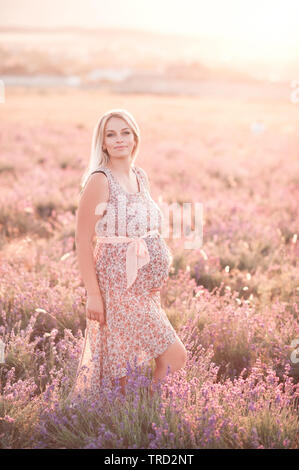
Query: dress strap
[[90, 167, 109, 179], [134, 166, 149, 194], [80, 168, 109, 196], [89, 167, 115, 190]]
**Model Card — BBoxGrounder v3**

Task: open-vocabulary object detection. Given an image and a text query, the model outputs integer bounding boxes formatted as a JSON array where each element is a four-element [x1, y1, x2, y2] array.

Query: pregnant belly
[[136, 235, 173, 292], [94, 235, 173, 298]]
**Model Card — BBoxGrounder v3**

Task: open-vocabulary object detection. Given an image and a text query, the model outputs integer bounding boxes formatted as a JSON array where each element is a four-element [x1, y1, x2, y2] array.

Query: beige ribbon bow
[[96, 229, 159, 289], [126, 237, 151, 288]]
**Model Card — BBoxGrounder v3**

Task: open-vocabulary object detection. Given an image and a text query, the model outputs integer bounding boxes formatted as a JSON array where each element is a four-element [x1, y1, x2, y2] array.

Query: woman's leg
[[112, 290, 186, 399], [111, 290, 160, 397], [150, 338, 187, 398], [148, 288, 187, 397], [112, 376, 127, 396]]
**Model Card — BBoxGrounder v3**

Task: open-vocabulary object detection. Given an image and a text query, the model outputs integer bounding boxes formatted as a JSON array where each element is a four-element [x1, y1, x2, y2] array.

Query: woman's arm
[[75, 172, 109, 297]]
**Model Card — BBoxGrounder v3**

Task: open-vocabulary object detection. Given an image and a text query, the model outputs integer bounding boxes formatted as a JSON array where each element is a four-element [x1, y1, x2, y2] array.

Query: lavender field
[[0, 84, 298, 449]]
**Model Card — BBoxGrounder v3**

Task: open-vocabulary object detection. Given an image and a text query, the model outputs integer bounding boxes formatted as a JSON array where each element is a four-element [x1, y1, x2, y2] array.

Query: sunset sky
[[1, 0, 298, 65], [0, 0, 298, 41]]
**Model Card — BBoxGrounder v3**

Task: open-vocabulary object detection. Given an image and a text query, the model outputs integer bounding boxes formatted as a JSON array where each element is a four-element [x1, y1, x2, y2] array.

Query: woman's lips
[[114, 146, 127, 149]]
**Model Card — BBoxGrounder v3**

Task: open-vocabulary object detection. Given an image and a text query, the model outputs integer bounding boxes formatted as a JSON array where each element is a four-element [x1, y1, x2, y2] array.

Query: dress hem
[[110, 332, 179, 380]]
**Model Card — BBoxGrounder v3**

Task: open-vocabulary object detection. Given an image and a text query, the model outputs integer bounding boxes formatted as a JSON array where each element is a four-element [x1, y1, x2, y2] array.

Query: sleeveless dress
[[68, 165, 179, 403]]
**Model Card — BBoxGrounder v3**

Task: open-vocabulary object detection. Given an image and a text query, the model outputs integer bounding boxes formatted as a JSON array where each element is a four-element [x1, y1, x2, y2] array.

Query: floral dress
[[68, 165, 179, 402]]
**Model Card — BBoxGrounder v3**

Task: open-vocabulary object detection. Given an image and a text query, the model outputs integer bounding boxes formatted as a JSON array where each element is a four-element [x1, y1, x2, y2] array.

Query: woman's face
[[103, 117, 136, 160]]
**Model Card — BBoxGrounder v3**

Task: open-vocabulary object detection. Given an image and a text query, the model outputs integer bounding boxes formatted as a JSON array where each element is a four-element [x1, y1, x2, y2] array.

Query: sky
[[1, 0, 299, 45], [0, 0, 298, 69]]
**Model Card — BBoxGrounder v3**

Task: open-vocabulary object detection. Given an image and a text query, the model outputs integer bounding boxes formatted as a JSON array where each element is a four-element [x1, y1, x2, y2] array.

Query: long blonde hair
[[80, 108, 141, 193]]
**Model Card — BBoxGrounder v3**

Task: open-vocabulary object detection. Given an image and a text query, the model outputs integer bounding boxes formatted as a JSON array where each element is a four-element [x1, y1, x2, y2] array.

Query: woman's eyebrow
[[106, 128, 130, 133]]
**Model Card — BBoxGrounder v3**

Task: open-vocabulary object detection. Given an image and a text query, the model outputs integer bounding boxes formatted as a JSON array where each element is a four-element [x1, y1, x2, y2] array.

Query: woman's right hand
[[86, 294, 107, 326]]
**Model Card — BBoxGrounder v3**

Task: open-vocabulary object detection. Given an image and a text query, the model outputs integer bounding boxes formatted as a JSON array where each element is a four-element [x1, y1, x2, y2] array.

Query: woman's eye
[[107, 131, 130, 137]]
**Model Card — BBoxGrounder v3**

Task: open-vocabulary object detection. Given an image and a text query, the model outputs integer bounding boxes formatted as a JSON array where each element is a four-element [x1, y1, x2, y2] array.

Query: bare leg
[[150, 338, 187, 398], [112, 376, 127, 396], [148, 288, 187, 398], [111, 290, 186, 400]]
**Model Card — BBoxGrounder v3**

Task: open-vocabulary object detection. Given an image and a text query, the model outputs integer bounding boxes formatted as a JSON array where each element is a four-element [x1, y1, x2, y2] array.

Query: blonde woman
[[69, 109, 187, 402]]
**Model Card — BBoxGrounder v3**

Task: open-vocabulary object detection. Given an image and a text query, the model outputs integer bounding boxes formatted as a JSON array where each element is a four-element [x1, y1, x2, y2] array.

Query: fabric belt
[[96, 229, 159, 289]]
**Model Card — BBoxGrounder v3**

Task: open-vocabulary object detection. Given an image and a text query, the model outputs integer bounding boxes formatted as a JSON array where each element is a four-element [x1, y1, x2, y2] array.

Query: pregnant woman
[[68, 109, 187, 403]]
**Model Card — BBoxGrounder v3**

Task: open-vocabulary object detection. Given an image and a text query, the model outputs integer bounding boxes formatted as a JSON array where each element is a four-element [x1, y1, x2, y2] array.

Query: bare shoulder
[[79, 170, 109, 206]]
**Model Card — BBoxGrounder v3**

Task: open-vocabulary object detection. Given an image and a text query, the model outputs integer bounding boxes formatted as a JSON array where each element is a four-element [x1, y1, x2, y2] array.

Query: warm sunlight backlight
[[88, 0, 299, 64], [1, 0, 298, 65]]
